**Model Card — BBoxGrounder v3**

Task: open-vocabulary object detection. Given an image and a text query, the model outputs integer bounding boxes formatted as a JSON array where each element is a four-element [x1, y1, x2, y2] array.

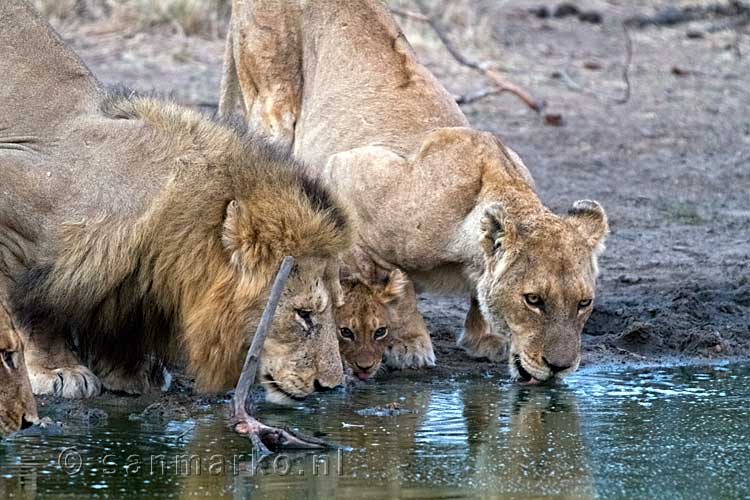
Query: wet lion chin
[[353, 369, 376, 381], [513, 356, 548, 385], [261, 375, 308, 405]]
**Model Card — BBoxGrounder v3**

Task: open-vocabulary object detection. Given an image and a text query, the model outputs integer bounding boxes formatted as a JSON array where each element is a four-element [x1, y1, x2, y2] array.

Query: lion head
[[0, 304, 38, 437], [181, 160, 353, 405], [477, 200, 608, 384], [256, 256, 347, 404], [335, 268, 408, 381]]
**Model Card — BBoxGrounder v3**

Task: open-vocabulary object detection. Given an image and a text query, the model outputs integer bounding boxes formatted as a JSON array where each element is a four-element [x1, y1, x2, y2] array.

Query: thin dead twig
[[395, 1, 543, 112], [389, 7, 429, 23], [556, 22, 632, 105], [615, 23, 633, 105], [455, 87, 502, 105], [614, 346, 647, 360]]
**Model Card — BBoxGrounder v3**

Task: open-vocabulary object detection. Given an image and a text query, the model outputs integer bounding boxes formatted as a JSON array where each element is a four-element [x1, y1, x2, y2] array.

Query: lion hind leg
[[458, 296, 508, 362], [228, 2, 302, 148]]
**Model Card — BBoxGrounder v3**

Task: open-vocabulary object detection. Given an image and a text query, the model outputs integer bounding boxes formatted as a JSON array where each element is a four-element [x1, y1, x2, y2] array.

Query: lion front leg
[[383, 277, 436, 370], [23, 332, 101, 399], [458, 296, 508, 362], [0, 278, 100, 399]]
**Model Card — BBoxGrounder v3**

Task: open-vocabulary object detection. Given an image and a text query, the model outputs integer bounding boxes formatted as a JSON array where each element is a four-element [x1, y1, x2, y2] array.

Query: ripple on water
[[2, 364, 750, 499]]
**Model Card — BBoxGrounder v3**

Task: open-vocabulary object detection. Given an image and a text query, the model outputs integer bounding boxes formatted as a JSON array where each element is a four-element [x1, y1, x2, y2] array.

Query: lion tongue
[[355, 371, 370, 381]]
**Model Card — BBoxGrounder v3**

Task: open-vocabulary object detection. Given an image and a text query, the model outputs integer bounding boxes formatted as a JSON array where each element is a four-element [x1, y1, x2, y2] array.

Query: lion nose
[[543, 357, 571, 374], [314, 379, 339, 393], [20, 415, 35, 430], [355, 362, 375, 372]]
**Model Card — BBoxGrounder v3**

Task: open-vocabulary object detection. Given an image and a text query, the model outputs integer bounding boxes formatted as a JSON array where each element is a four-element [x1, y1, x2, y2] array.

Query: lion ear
[[378, 269, 409, 305], [567, 200, 608, 254], [480, 203, 518, 258], [221, 200, 243, 258], [327, 259, 347, 308]]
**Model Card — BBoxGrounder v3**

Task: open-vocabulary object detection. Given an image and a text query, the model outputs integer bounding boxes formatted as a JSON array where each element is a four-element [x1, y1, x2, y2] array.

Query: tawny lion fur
[[0, 299, 38, 437], [0, 0, 351, 402], [220, 0, 609, 384], [336, 265, 409, 381]]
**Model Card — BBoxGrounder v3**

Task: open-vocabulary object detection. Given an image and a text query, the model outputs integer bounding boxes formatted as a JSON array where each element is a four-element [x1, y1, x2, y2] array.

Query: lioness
[[0, 301, 38, 437], [220, 0, 608, 383], [337, 265, 409, 380], [0, 0, 351, 403]]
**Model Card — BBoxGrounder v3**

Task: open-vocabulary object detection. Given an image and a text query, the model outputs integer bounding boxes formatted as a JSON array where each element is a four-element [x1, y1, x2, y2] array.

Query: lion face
[[335, 269, 407, 381], [0, 307, 38, 437], [477, 200, 608, 384], [257, 257, 345, 404]]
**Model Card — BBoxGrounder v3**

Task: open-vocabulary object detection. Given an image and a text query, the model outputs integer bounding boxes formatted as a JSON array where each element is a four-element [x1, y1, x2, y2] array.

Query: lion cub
[[336, 268, 408, 381]]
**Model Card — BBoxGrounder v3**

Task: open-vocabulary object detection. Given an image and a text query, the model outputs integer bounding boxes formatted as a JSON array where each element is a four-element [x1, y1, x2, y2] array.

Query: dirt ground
[[40, 0, 749, 391]]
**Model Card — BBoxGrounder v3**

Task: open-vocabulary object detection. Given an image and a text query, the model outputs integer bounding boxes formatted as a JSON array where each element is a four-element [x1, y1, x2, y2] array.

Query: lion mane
[[9, 91, 351, 393]]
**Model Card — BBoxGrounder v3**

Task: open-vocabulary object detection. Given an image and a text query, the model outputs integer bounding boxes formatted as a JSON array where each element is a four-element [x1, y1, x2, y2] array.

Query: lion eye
[[578, 299, 593, 309], [1, 350, 17, 371], [374, 327, 388, 340], [524, 294, 544, 308], [339, 327, 354, 340]]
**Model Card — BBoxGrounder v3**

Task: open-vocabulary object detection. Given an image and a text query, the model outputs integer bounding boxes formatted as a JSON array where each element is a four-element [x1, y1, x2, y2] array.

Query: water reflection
[[2, 365, 750, 498], [462, 384, 595, 498]]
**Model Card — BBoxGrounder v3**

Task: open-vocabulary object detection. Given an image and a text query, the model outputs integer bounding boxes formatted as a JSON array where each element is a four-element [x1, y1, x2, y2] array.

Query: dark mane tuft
[[99, 85, 141, 119], [296, 171, 349, 232]]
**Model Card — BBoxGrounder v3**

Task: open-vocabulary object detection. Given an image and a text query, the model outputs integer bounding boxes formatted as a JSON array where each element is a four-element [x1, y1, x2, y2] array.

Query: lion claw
[[384, 335, 437, 370], [29, 365, 102, 399]]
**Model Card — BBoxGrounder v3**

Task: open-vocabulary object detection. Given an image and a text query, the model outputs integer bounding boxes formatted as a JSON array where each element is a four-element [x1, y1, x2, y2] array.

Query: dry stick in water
[[232, 256, 331, 454], [394, 3, 543, 112]]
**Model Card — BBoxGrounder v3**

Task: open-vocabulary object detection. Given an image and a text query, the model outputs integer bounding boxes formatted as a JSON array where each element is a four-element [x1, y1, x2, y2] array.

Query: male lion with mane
[[0, 0, 351, 403], [221, 0, 609, 384]]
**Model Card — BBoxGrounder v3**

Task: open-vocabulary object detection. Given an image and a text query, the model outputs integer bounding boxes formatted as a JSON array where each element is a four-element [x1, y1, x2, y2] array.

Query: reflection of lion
[[0, 300, 38, 437], [464, 385, 595, 497], [0, 0, 351, 403], [220, 0, 608, 383]]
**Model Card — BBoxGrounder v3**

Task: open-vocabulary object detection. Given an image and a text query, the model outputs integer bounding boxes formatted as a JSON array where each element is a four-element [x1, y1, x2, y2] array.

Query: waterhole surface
[[1, 363, 748, 499]]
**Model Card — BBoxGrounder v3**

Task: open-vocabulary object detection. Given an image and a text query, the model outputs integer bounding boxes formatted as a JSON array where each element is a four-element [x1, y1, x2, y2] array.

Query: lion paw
[[458, 333, 508, 362], [100, 366, 171, 395], [384, 334, 436, 370], [30, 365, 102, 399]]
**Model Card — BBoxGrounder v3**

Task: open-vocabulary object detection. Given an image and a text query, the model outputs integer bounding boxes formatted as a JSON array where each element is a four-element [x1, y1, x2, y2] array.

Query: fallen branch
[[454, 87, 502, 105], [389, 7, 429, 23], [624, 1, 749, 28], [615, 23, 633, 105], [395, 1, 543, 112], [231, 256, 332, 454], [553, 22, 632, 105]]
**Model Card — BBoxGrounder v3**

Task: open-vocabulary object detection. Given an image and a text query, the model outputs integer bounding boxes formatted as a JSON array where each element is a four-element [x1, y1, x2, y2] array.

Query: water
[[2, 364, 749, 499]]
